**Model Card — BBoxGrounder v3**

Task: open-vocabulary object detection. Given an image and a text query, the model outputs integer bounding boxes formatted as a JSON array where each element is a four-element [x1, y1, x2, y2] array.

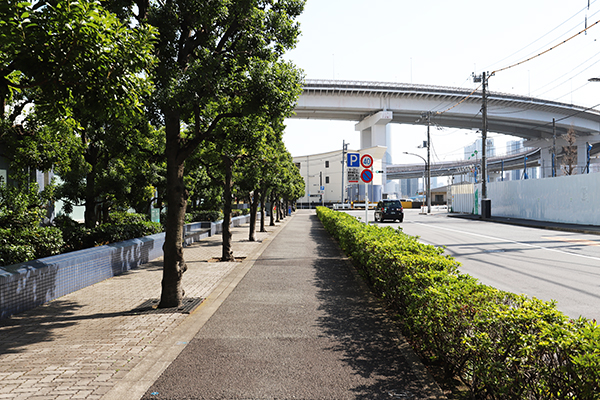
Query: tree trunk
[[249, 190, 259, 241], [269, 193, 275, 226], [276, 196, 281, 222], [159, 109, 187, 308], [260, 187, 267, 232], [84, 146, 99, 229], [221, 156, 234, 261]]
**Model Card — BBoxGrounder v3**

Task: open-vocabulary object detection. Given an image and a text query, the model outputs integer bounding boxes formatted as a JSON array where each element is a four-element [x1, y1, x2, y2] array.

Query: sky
[[282, 0, 600, 166]]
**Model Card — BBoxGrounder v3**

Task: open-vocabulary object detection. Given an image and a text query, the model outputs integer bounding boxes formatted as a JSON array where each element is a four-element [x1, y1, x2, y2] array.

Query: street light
[[403, 151, 430, 213], [341, 140, 349, 204]]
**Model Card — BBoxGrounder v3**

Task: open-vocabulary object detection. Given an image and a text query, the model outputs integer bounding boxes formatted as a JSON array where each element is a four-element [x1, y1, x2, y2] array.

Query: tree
[[55, 117, 164, 227], [561, 126, 577, 176], [1, 0, 157, 225], [251, 139, 304, 230], [107, 0, 306, 307]]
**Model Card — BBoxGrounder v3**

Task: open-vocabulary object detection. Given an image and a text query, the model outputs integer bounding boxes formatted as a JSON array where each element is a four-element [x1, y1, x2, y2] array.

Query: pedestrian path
[[0, 217, 287, 400], [139, 211, 445, 400]]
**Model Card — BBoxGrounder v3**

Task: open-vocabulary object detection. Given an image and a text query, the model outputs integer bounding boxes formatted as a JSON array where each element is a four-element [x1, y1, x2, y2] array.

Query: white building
[[293, 146, 387, 206]]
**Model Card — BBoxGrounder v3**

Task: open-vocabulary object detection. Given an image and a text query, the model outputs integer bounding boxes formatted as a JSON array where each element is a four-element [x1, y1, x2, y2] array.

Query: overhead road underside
[[293, 80, 600, 141]]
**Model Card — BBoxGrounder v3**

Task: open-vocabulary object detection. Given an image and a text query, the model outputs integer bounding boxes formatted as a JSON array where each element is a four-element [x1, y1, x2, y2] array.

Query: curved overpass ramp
[[293, 80, 600, 140]]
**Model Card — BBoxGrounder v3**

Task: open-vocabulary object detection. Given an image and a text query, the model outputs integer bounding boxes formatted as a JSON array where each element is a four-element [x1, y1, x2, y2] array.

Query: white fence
[[449, 183, 477, 214], [450, 173, 600, 225]]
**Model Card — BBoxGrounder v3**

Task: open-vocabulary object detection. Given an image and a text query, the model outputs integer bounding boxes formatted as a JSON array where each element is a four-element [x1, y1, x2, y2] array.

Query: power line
[[482, 1, 598, 72], [491, 17, 600, 75], [531, 51, 600, 97], [433, 16, 600, 117]]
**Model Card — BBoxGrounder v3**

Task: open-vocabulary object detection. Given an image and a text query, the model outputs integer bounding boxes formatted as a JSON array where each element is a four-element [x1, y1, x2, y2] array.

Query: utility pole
[[481, 71, 488, 199], [425, 112, 432, 213], [552, 118, 557, 177], [341, 140, 348, 204], [319, 171, 323, 207]]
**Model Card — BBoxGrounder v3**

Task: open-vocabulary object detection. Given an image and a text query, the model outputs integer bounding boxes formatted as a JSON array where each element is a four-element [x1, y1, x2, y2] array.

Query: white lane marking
[[413, 222, 600, 262], [542, 236, 600, 247]]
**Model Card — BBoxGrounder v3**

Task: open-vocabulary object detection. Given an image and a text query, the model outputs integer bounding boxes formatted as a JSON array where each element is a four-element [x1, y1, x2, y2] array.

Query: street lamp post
[[341, 140, 349, 204], [403, 151, 429, 213], [425, 112, 432, 214]]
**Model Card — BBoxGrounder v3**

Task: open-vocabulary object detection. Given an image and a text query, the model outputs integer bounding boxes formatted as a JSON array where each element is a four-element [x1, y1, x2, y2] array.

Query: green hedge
[[90, 220, 162, 246], [316, 207, 600, 399], [54, 213, 162, 251], [183, 210, 224, 223]]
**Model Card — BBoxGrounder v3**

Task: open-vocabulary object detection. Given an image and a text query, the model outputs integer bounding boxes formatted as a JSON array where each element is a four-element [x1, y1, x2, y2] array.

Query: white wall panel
[[478, 174, 600, 225], [450, 183, 476, 214]]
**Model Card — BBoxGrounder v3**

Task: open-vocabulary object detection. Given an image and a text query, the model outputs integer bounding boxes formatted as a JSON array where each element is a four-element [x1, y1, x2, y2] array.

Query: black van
[[374, 200, 404, 223]]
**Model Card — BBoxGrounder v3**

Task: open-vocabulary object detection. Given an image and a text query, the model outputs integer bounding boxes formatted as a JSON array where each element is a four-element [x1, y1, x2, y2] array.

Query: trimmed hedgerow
[[53, 213, 162, 251], [316, 207, 600, 399], [186, 210, 224, 223]]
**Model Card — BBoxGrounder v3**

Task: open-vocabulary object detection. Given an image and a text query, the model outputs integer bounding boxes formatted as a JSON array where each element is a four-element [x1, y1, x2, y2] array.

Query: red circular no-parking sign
[[360, 154, 373, 169], [360, 169, 373, 183]]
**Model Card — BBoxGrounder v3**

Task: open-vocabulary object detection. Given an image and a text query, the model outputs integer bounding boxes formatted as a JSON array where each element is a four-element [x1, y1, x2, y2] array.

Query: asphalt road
[[141, 211, 444, 400], [352, 209, 600, 321]]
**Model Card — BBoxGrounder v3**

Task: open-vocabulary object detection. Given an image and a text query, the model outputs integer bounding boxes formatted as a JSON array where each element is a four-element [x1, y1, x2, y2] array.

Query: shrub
[[91, 220, 162, 246], [0, 232, 35, 266], [0, 226, 64, 266], [53, 215, 91, 252], [0, 182, 64, 266], [187, 210, 223, 222], [54, 212, 162, 250], [107, 211, 149, 224], [316, 206, 600, 399]]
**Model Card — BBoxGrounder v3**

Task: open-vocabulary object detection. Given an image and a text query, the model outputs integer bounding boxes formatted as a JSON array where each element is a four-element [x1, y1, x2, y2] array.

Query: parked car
[[374, 199, 404, 222]]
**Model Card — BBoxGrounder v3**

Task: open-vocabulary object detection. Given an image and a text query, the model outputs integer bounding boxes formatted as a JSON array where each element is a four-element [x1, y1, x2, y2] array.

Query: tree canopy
[[0, 0, 306, 308]]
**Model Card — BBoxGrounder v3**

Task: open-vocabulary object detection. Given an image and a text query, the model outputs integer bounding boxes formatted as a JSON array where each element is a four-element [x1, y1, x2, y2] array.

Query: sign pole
[[365, 184, 368, 223], [360, 154, 374, 224]]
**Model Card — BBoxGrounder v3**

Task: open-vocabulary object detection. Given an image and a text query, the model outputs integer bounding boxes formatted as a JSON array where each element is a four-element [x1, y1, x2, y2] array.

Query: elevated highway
[[293, 80, 600, 186], [387, 148, 542, 180], [293, 80, 600, 140], [387, 142, 600, 180]]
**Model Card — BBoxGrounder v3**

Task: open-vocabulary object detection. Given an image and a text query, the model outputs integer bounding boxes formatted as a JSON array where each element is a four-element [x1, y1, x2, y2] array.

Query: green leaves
[[0, 181, 64, 266], [317, 207, 600, 399]]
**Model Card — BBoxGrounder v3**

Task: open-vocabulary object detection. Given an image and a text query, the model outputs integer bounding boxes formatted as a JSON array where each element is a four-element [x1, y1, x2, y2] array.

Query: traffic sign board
[[347, 153, 360, 167], [360, 169, 373, 183], [360, 154, 373, 168], [347, 167, 359, 183]]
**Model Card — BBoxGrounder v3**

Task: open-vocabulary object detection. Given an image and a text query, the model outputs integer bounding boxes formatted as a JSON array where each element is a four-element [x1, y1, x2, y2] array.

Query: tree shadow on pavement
[[0, 299, 82, 355], [308, 214, 441, 399]]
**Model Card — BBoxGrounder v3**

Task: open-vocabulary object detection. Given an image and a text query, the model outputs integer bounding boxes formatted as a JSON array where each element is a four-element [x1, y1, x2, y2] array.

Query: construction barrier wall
[[450, 173, 600, 226]]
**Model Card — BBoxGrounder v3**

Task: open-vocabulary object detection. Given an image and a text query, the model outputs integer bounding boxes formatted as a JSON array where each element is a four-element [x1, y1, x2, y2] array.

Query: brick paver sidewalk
[[0, 217, 288, 400]]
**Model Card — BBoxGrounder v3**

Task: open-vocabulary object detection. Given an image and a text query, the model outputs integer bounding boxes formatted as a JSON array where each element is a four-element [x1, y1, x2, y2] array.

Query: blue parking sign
[[347, 153, 360, 167]]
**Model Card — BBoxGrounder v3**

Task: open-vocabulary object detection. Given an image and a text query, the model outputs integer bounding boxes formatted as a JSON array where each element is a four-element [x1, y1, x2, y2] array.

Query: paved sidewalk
[[140, 211, 445, 400], [0, 217, 288, 400]]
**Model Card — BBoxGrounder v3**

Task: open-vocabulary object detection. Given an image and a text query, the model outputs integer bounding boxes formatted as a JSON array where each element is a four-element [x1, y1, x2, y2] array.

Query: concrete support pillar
[[539, 147, 554, 178], [355, 111, 394, 196]]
